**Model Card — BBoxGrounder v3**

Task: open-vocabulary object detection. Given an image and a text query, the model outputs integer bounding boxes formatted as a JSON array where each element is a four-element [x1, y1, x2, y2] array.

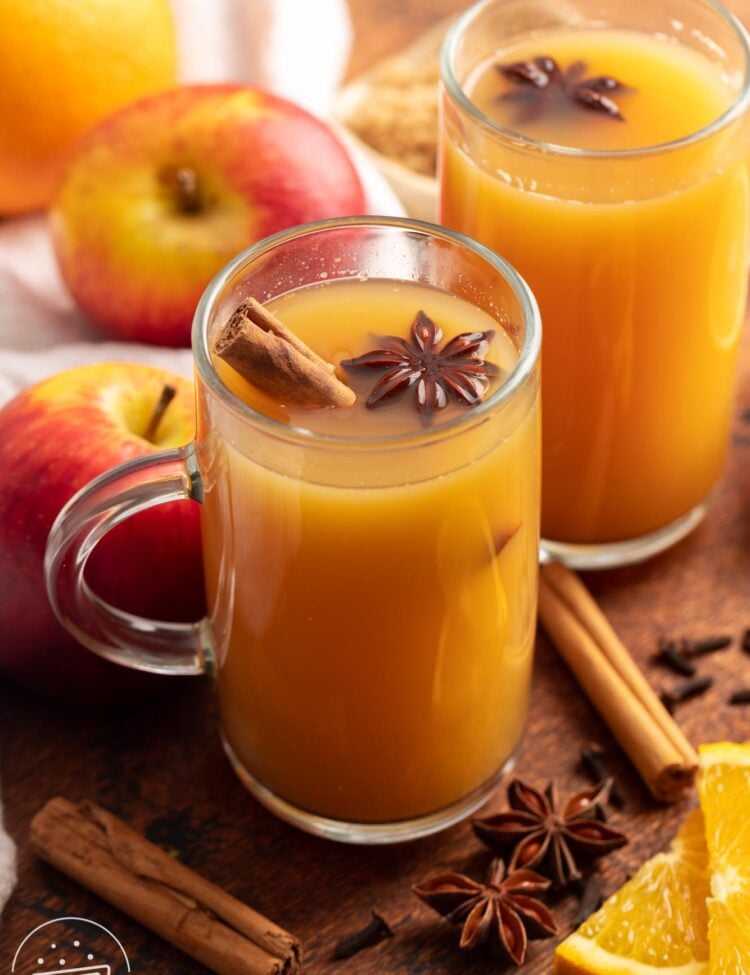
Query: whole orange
[[0, 0, 177, 216]]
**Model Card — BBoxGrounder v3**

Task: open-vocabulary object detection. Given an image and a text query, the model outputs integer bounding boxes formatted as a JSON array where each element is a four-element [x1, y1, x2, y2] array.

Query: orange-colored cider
[[441, 29, 749, 543], [202, 278, 539, 822]]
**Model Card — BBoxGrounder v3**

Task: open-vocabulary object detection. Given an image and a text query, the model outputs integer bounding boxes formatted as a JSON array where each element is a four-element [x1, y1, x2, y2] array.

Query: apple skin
[[0, 363, 205, 706], [50, 83, 368, 347]]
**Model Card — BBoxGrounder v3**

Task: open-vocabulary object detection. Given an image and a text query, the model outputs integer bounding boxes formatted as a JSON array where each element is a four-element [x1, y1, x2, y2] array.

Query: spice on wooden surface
[[214, 297, 356, 409], [654, 640, 696, 678], [347, 59, 439, 176], [728, 689, 750, 706], [580, 745, 626, 809], [473, 779, 627, 888], [412, 858, 557, 967], [681, 635, 732, 657], [538, 561, 698, 803], [332, 911, 393, 960], [659, 676, 714, 714], [30, 797, 301, 975]]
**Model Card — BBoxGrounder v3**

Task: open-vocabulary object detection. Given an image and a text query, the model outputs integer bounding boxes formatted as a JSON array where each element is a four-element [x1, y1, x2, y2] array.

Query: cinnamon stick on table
[[30, 797, 301, 975], [215, 296, 356, 408], [538, 561, 698, 802]]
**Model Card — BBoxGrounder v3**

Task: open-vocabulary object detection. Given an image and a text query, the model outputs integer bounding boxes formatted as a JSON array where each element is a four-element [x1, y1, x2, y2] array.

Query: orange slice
[[554, 809, 709, 975], [698, 742, 750, 974]]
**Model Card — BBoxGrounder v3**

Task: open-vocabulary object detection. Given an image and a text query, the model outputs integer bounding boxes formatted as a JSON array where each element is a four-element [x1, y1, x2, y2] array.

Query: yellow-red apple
[[50, 84, 367, 346], [0, 363, 204, 705]]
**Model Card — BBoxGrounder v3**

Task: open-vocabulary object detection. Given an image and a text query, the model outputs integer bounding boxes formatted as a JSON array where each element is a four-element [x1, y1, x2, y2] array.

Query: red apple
[[50, 83, 367, 347], [0, 363, 204, 705]]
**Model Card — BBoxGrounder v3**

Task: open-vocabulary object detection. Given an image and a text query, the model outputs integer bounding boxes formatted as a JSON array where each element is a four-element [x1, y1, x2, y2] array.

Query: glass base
[[221, 732, 517, 844], [540, 501, 707, 570]]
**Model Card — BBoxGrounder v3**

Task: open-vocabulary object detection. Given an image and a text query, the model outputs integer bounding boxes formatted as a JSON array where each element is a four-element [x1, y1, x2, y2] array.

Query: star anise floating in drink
[[413, 858, 557, 966], [474, 779, 628, 888], [340, 310, 499, 423], [497, 56, 630, 123]]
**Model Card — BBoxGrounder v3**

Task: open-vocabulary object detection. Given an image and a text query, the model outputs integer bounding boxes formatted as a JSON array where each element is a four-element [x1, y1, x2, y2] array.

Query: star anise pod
[[340, 310, 499, 423], [413, 858, 557, 967], [473, 779, 628, 888], [497, 55, 629, 122]]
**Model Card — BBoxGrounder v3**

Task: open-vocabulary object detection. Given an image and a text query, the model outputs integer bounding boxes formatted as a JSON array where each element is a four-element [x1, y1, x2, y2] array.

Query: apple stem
[[144, 384, 177, 443], [162, 165, 201, 214]]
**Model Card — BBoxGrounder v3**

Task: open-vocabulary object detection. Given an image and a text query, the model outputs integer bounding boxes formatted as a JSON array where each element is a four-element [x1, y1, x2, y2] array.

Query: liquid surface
[[468, 28, 734, 150], [215, 278, 518, 437]]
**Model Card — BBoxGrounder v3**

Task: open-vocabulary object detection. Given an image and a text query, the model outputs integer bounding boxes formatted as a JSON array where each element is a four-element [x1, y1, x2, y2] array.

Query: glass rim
[[441, 0, 750, 160], [192, 215, 541, 449]]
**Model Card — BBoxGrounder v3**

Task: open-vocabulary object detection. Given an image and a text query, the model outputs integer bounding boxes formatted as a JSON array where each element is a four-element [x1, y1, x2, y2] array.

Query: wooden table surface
[[3, 1, 750, 972]]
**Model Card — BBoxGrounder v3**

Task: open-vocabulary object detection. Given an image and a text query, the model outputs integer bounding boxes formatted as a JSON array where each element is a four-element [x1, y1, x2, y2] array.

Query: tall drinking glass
[[441, 0, 750, 567]]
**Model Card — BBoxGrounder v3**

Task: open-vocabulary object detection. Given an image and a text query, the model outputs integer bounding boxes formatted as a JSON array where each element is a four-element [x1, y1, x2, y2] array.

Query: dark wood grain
[[2, 2, 750, 972]]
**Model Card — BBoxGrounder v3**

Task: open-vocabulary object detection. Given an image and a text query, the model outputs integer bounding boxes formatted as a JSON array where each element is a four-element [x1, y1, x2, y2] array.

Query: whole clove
[[333, 911, 393, 960], [660, 676, 714, 713], [742, 629, 750, 655], [572, 875, 604, 926], [729, 689, 750, 706], [654, 640, 696, 678], [580, 745, 626, 809], [681, 635, 732, 657]]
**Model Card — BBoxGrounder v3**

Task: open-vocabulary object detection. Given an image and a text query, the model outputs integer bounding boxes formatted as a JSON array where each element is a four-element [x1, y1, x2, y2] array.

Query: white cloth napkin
[[0, 797, 16, 919], [0, 0, 404, 916]]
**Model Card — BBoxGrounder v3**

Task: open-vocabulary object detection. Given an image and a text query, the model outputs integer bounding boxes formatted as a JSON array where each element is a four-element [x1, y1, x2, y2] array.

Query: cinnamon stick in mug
[[214, 296, 356, 407]]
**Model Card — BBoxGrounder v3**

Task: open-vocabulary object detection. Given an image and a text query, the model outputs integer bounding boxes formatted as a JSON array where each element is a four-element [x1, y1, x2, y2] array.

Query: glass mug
[[45, 217, 541, 844], [441, 0, 750, 568]]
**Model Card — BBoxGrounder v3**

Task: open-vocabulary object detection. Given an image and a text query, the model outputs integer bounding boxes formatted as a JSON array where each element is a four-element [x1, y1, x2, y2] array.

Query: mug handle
[[44, 443, 215, 677]]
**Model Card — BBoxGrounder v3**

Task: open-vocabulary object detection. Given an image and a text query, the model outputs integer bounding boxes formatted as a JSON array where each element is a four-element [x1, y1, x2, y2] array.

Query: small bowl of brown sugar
[[334, 20, 447, 220]]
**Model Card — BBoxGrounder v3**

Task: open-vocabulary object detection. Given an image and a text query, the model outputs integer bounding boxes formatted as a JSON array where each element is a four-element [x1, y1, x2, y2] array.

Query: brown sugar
[[348, 59, 439, 177]]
